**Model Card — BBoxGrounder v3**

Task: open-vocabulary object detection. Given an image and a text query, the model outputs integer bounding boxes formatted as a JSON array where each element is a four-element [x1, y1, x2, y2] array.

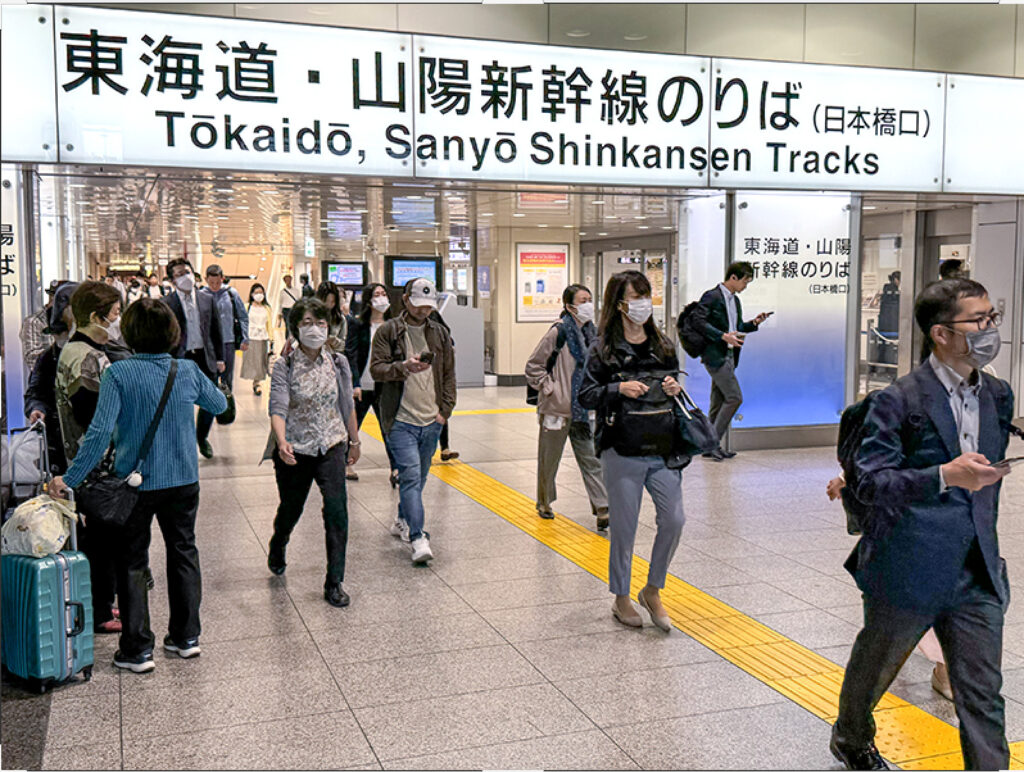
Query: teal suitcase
[[1, 547, 95, 692]]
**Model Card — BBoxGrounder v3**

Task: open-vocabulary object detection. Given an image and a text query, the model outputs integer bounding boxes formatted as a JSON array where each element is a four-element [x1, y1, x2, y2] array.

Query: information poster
[[516, 243, 568, 322], [730, 192, 852, 428]]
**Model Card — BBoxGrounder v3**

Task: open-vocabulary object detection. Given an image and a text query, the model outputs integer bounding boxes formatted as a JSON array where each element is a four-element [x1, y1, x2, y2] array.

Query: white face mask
[[174, 274, 195, 293], [298, 325, 328, 350], [573, 301, 595, 323], [105, 318, 122, 341], [371, 296, 390, 313], [623, 298, 653, 325], [252, 293, 265, 303]]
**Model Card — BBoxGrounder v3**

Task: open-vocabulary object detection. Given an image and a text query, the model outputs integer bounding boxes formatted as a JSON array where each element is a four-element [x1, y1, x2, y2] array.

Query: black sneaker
[[538, 509, 555, 520], [267, 544, 286, 576], [198, 439, 214, 459], [113, 650, 155, 673], [829, 733, 889, 770], [163, 636, 201, 658]]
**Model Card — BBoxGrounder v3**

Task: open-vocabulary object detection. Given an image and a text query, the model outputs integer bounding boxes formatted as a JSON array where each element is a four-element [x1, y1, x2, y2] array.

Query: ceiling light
[[562, 224, 574, 228], [538, 224, 548, 228], [637, 225, 649, 230], [623, 33, 648, 41], [579, 232, 587, 236], [512, 213, 526, 218], [565, 29, 590, 38], [414, 239, 423, 243], [592, 200, 605, 205], [479, 212, 494, 217], [863, 206, 877, 210], [634, 215, 647, 220], [597, 232, 608, 236], [661, 226, 674, 230]]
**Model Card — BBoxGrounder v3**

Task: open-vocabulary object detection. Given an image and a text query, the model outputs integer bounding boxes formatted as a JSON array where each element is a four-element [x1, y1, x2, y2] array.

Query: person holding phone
[[831, 278, 1016, 771], [369, 278, 457, 565], [695, 261, 771, 461]]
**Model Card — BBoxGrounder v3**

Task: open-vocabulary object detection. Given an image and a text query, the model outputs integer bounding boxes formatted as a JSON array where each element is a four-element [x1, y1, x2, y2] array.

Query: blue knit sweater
[[63, 354, 227, 492]]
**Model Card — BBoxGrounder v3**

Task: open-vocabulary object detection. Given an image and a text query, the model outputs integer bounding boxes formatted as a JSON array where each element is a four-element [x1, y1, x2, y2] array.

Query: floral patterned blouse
[[283, 348, 347, 456]]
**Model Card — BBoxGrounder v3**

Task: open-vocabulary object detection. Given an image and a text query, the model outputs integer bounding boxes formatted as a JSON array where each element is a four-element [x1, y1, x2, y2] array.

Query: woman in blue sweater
[[51, 298, 226, 674]]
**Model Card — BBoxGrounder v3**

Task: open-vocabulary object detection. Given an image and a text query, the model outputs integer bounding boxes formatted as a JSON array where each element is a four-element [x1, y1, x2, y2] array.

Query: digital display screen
[[326, 211, 363, 241], [386, 195, 437, 226], [390, 259, 438, 287], [324, 262, 366, 286]]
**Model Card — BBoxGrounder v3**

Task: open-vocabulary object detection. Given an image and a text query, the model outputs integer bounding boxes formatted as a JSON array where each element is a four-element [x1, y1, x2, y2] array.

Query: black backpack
[[677, 302, 710, 359], [836, 379, 920, 535], [526, 323, 567, 406]]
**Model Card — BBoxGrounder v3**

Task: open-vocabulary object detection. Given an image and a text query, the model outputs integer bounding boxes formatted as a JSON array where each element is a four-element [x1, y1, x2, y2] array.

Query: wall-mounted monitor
[[384, 192, 438, 227], [321, 261, 368, 287], [385, 256, 440, 289]]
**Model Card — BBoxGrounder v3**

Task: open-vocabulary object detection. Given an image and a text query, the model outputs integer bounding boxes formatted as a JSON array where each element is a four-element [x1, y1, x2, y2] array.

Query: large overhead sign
[[2, 4, 1022, 195]]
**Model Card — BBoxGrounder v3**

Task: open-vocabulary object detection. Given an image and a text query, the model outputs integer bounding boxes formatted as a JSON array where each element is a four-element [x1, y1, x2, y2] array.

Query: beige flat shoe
[[931, 664, 953, 701], [612, 602, 643, 628], [638, 588, 672, 633]]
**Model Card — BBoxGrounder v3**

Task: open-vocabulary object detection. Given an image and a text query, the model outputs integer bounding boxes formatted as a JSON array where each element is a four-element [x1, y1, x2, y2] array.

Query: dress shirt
[[177, 287, 202, 351], [930, 353, 982, 491], [719, 283, 738, 333]]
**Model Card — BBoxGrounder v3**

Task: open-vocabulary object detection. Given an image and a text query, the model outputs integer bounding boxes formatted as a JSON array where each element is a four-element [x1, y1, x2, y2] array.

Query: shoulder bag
[[672, 387, 719, 457], [76, 361, 178, 527]]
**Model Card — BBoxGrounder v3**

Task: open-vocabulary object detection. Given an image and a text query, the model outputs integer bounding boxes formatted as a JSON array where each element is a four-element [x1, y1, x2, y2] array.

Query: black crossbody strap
[[133, 360, 178, 473]]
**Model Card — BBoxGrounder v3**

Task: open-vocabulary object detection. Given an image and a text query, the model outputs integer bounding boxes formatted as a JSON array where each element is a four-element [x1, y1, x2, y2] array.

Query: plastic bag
[[0, 494, 78, 558]]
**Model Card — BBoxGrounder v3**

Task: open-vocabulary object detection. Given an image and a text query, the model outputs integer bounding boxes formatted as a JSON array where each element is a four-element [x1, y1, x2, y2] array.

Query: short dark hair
[[287, 297, 329, 341], [205, 264, 224, 277], [725, 261, 755, 281], [914, 278, 988, 362], [562, 283, 591, 308], [70, 281, 122, 328], [939, 259, 965, 280], [122, 297, 181, 354], [166, 257, 193, 279]]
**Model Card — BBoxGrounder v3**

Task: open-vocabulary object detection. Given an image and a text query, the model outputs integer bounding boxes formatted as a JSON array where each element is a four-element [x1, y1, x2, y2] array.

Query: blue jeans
[[388, 420, 443, 541]]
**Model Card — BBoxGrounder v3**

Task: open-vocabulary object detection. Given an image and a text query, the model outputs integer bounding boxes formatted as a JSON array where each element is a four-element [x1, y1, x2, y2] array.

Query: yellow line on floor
[[360, 414, 1024, 770]]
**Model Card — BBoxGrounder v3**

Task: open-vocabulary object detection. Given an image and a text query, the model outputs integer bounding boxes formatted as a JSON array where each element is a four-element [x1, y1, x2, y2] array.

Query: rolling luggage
[[1, 493, 95, 692]]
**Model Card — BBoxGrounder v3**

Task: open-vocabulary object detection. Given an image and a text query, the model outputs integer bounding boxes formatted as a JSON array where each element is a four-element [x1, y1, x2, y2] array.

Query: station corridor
[[4, 386, 1024, 771]]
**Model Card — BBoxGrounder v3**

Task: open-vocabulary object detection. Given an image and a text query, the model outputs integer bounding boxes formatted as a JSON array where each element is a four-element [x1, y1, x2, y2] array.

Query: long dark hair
[[315, 280, 344, 328], [598, 270, 673, 361], [248, 282, 267, 308], [359, 282, 392, 325]]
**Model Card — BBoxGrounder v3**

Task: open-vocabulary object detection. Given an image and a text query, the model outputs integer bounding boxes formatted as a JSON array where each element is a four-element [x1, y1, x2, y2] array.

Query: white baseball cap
[[406, 278, 438, 308]]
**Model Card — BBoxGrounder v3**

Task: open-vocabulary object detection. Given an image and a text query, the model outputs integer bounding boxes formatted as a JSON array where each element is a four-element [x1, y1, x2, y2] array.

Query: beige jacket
[[525, 322, 580, 419]]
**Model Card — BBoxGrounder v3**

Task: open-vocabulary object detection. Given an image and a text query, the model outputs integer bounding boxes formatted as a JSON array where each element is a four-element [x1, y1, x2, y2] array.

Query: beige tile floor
[[15, 384, 1024, 769]]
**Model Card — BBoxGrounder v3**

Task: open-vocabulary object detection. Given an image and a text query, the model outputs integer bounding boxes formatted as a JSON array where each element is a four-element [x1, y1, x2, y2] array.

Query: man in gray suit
[[162, 257, 225, 459], [832, 278, 1015, 771]]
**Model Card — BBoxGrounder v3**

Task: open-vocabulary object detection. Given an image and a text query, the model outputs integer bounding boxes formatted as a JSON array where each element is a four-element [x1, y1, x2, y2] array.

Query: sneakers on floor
[[390, 517, 411, 543], [163, 636, 201, 658], [411, 536, 434, 564], [113, 650, 155, 673]]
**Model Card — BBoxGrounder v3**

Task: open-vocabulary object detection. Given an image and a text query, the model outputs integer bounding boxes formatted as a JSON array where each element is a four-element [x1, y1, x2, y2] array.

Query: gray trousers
[[536, 417, 608, 515], [600, 448, 685, 597], [706, 356, 743, 443], [835, 564, 1008, 770]]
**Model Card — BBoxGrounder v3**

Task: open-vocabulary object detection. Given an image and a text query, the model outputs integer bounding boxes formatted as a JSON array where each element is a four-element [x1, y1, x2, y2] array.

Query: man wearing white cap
[[369, 278, 457, 564]]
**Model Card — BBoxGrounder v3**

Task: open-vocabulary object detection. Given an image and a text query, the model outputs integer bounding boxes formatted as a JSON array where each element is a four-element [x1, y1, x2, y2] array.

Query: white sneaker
[[390, 517, 410, 543], [411, 536, 433, 564]]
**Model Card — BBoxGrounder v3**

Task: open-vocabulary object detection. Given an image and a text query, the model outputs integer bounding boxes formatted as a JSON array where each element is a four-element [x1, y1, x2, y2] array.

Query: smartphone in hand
[[419, 351, 435, 365], [992, 456, 1024, 469]]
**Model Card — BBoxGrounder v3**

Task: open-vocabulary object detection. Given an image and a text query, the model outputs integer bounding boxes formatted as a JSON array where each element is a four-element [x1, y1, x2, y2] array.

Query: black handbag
[[610, 373, 677, 458], [215, 380, 236, 425], [671, 387, 719, 456], [76, 361, 178, 527]]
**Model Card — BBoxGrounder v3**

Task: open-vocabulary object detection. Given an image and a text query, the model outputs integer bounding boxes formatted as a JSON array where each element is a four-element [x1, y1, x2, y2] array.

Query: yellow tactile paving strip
[[361, 413, 1024, 770]]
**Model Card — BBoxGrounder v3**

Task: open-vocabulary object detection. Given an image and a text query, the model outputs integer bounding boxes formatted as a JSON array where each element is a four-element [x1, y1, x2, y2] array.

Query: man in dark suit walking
[[697, 261, 770, 461], [161, 257, 225, 459], [831, 278, 1015, 771]]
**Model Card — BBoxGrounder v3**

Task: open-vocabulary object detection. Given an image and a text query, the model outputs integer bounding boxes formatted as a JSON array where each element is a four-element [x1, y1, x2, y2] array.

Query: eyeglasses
[[941, 311, 1002, 330]]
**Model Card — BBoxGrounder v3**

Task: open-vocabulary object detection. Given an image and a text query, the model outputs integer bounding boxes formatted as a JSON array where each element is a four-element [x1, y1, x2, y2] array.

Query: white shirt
[[719, 283, 738, 333], [279, 286, 299, 312]]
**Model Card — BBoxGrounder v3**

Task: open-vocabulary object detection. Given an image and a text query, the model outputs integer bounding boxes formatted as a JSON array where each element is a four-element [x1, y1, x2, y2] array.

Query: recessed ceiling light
[[538, 224, 548, 228], [661, 225, 674, 230], [562, 224, 574, 228], [637, 225, 650, 230], [565, 29, 590, 38], [597, 232, 608, 236], [592, 200, 605, 205], [634, 215, 646, 220], [579, 232, 587, 236], [623, 33, 648, 41], [414, 239, 423, 243], [512, 213, 526, 217], [479, 212, 494, 217], [863, 206, 877, 210]]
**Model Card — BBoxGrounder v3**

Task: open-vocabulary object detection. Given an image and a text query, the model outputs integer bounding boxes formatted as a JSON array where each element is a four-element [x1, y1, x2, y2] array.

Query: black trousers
[[77, 518, 117, 625], [271, 442, 349, 583], [115, 483, 202, 657], [354, 389, 397, 471], [835, 562, 1008, 770], [186, 349, 220, 443]]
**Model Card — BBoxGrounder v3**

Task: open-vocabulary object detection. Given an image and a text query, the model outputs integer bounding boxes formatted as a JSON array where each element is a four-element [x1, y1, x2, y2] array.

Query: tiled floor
[[5, 384, 1024, 770]]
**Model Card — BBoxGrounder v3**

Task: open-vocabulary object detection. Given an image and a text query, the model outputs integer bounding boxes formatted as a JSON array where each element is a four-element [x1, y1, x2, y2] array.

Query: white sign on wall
[[710, 59, 946, 192], [0, 6, 59, 163], [943, 75, 1024, 196], [516, 243, 569, 322], [1, 165, 28, 428], [51, 5, 413, 176], [730, 192, 852, 428], [413, 35, 710, 186]]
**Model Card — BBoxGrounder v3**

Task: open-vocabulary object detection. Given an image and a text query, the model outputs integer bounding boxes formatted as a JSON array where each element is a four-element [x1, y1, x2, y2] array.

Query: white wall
[[101, 3, 1024, 77]]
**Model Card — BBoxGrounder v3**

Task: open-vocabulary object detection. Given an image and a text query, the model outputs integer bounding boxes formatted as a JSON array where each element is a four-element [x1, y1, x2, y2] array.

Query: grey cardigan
[[261, 347, 355, 462]]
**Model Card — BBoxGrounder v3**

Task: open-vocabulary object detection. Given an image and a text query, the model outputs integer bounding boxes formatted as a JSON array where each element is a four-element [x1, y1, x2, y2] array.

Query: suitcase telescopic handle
[[66, 601, 86, 636], [66, 489, 77, 552]]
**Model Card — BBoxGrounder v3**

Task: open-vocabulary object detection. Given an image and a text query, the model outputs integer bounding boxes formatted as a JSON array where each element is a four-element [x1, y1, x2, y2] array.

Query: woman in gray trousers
[[579, 271, 686, 633], [525, 284, 609, 530]]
